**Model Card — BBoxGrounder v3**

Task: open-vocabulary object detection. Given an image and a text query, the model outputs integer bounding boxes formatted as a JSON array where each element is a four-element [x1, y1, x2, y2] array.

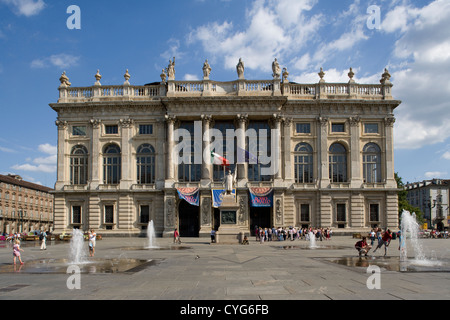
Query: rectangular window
[[139, 125, 153, 135], [369, 204, 379, 222], [105, 125, 119, 135], [72, 126, 87, 136], [331, 123, 345, 133], [140, 205, 150, 224], [104, 205, 114, 224], [336, 204, 346, 222], [296, 123, 311, 134], [365, 123, 379, 134], [72, 206, 82, 224], [300, 204, 310, 222]]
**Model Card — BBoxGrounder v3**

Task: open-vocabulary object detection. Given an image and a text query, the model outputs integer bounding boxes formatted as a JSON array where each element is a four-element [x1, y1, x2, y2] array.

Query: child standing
[[13, 240, 24, 265]]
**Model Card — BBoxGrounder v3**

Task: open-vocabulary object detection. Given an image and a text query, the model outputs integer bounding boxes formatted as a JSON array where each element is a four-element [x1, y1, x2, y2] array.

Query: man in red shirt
[[355, 236, 372, 257], [373, 229, 393, 256]]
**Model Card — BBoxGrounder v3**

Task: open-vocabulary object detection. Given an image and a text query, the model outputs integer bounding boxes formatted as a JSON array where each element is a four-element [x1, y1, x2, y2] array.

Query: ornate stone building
[[0, 174, 54, 234], [50, 60, 401, 237]]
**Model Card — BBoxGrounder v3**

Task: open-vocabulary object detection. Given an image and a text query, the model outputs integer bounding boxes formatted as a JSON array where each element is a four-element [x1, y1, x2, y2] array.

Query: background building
[[0, 174, 54, 234], [50, 61, 401, 237], [405, 179, 449, 230]]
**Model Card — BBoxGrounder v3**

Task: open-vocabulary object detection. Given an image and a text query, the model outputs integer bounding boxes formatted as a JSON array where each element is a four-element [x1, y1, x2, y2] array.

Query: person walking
[[40, 229, 47, 250], [210, 229, 216, 243], [174, 228, 181, 244], [13, 239, 24, 265]]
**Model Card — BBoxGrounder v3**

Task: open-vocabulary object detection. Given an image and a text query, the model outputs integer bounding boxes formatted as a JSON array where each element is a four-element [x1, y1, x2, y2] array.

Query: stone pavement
[[0, 236, 449, 301]]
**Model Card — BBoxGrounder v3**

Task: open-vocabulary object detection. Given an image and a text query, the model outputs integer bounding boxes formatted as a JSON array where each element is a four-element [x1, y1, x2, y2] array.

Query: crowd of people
[[253, 226, 333, 244]]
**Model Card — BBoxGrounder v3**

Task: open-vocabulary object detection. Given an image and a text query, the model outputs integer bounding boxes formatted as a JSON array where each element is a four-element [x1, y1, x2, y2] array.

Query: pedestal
[[216, 193, 243, 244]]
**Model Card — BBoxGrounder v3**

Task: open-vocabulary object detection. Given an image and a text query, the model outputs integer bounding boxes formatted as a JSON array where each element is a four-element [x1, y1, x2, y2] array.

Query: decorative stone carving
[[94, 70, 102, 86], [272, 58, 281, 79], [202, 59, 211, 80], [384, 116, 396, 127], [166, 198, 175, 227], [124, 69, 131, 85], [160, 69, 167, 83], [166, 57, 176, 80], [318, 67, 326, 83], [283, 117, 293, 127], [90, 119, 102, 129], [119, 118, 134, 128], [59, 71, 71, 88], [348, 68, 355, 83], [380, 68, 391, 84], [318, 116, 329, 127], [202, 198, 211, 225], [276, 199, 282, 225], [236, 58, 245, 79], [55, 120, 68, 129], [239, 196, 247, 225], [165, 114, 177, 124], [282, 67, 289, 83], [236, 114, 249, 125], [349, 116, 361, 127]]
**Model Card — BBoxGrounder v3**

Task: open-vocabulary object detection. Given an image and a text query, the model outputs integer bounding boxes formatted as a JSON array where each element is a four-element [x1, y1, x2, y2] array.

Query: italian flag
[[211, 151, 230, 166]]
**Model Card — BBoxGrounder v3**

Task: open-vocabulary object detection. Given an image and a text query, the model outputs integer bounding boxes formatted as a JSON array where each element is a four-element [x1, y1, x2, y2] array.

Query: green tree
[[395, 173, 424, 225]]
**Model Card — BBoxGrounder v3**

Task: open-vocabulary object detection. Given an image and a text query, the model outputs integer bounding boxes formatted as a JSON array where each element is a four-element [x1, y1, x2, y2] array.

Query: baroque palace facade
[[50, 59, 400, 237]]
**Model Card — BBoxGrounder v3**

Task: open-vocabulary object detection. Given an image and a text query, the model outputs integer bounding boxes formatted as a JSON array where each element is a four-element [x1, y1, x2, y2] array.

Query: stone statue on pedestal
[[236, 58, 245, 79], [203, 59, 211, 79], [272, 58, 281, 79]]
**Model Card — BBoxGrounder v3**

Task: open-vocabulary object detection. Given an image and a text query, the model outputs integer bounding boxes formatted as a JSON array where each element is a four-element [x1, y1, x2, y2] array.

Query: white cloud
[[11, 143, 57, 174], [442, 151, 450, 160], [1, 0, 46, 17], [424, 171, 448, 179], [188, 0, 321, 73], [389, 0, 450, 149], [31, 54, 80, 69]]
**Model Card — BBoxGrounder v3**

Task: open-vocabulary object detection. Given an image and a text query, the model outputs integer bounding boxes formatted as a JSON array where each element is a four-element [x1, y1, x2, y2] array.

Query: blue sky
[[0, 0, 449, 187]]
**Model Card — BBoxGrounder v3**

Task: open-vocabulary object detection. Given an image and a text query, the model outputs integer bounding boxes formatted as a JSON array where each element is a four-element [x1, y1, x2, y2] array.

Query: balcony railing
[[57, 76, 394, 103]]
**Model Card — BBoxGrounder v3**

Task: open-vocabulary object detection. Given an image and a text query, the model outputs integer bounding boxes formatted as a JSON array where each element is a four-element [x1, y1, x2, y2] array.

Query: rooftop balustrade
[[56, 65, 394, 103]]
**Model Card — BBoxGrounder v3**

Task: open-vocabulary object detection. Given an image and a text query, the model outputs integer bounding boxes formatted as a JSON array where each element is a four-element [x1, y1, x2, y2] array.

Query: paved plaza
[[0, 236, 449, 301]]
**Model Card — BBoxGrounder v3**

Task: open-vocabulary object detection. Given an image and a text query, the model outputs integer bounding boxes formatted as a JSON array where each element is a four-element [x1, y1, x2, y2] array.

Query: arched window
[[294, 143, 313, 183], [329, 143, 347, 183], [70, 145, 88, 185], [103, 144, 121, 185], [137, 144, 156, 184], [363, 143, 382, 183]]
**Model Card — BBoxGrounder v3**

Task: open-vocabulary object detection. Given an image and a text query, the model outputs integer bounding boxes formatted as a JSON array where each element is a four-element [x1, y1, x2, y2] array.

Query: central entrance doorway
[[250, 207, 272, 236], [178, 200, 200, 237]]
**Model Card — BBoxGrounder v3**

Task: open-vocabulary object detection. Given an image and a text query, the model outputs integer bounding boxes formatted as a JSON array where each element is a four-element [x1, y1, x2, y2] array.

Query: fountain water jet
[[69, 229, 87, 264], [400, 210, 441, 267], [146, 220, 159, 249], [309, 231, 318, 248]]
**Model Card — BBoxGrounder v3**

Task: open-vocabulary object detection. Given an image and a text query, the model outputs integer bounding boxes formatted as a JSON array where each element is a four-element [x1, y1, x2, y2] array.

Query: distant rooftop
[[0, 174, 53, 193]]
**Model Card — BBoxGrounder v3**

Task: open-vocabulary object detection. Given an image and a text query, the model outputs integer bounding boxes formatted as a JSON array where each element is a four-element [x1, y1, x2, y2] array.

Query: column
[[55, 120, 68, 190], [236, 114, 248, 182], [89, 119, 101, 190], [119, 118, 134, 190], [384, 117, 396, 188], [318, 117, 330, 188], [155, 119, 165, 189], [201, 115, 213, 183], [349, 116, 362, 188], [283, 118, 293, 182], [165, 115, 177, 182], [272, 115, 283, 181]]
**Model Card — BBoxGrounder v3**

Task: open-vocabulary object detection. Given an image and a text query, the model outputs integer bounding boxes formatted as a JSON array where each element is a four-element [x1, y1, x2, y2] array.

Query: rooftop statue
[[272, 58, 281, 79], [236, 58, 245, 79], [203, 59, 212, 79], [166, 57, 176, 80]]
